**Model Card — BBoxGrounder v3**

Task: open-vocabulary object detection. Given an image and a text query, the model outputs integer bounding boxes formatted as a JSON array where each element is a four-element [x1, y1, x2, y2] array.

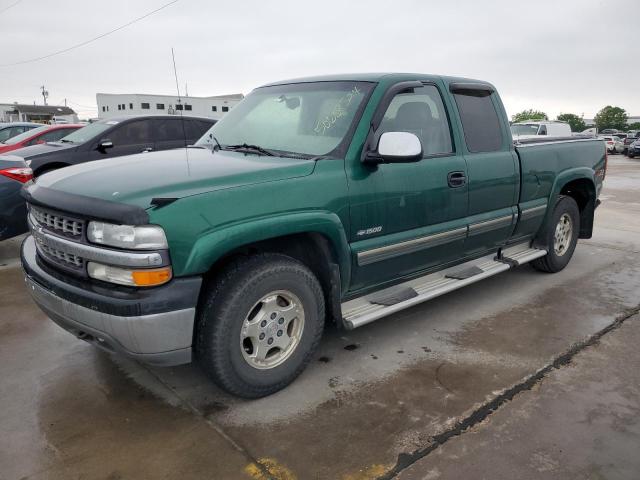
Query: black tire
[[630, 153, 636, 158], [195, 253, 325, 398], [531, 196, 580, 273]]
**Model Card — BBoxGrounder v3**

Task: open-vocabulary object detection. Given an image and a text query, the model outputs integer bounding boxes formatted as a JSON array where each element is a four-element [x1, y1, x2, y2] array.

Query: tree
[[594, 106, 628, 131], [628, 122, 640, 131], [512, 109, 548, 123], [556, 113, 586, 132]]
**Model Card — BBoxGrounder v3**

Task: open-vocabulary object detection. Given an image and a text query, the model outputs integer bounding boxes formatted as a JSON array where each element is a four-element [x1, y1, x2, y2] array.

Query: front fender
[[182, 211, 352, 291]]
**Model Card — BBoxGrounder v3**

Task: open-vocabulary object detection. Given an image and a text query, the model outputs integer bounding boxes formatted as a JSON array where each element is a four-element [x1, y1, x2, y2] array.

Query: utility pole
[[40, 86, 49, 105]]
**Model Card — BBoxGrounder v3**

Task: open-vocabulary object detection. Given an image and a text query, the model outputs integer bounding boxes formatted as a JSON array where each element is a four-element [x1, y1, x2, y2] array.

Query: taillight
[[0, 167, 33, 183]]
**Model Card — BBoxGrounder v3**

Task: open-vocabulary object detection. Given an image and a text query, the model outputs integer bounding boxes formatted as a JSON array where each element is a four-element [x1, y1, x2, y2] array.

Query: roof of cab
[[261, 72, 494, 88]]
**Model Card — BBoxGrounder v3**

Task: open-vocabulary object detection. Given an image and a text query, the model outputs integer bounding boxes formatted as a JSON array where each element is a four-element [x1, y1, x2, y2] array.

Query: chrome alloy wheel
[[240, 290, 305, 370], [553, 213, 573, 256]]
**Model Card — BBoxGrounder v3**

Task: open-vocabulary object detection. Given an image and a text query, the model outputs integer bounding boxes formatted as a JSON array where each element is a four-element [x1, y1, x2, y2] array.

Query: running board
[[341, 244, 547, 330]]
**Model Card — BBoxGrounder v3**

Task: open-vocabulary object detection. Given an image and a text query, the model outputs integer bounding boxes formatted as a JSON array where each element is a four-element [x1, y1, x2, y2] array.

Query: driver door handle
[[447, 171, 467, 188], [141, 147, 153, 153]]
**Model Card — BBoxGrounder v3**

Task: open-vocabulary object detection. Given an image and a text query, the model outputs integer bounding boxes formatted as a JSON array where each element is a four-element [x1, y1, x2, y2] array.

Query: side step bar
[[341, 244, 547, 330]]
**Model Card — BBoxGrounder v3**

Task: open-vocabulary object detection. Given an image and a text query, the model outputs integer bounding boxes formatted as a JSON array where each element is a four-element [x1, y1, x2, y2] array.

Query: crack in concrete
[[378, 304, 640, 480]]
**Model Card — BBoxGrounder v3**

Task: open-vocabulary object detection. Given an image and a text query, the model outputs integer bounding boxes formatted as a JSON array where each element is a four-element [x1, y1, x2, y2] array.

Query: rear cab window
[[453, 89, 504, 152]]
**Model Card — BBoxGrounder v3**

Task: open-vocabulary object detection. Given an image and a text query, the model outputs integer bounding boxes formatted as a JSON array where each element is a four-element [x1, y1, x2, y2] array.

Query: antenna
[[171, 47, 190, 174]]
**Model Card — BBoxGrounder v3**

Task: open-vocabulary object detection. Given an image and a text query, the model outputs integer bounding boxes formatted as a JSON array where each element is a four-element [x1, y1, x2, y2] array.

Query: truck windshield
[[196, 81, 373, 157], [510, 124, 540, 136]]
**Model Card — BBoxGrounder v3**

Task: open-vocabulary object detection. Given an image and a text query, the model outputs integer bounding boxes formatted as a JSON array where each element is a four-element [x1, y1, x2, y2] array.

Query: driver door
[[86, 119, 155, 161], [346, 82, 468, 293]]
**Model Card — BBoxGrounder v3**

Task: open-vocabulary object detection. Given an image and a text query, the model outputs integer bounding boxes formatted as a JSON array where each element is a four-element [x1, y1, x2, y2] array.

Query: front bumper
[[21, 235, 202, 366]]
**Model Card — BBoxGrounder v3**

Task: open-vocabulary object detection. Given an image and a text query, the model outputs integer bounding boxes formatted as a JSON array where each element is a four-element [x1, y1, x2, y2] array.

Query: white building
[[96, 93, 243, 120]]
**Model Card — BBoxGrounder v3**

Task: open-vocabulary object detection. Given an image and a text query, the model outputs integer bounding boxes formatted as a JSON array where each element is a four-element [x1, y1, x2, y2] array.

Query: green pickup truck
[[21, 74, 606, 398]]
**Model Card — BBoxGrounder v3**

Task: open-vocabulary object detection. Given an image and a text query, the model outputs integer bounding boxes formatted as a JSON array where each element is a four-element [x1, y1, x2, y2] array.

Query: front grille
[[31, 206, 84, 239], [38, 243, 84, 269]]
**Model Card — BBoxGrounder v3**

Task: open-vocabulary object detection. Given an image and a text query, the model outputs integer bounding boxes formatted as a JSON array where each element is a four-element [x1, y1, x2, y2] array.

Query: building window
[[156, 103, 165, 110], [102, 106, 106, 112], [222, 106, 229, 112], [176, 104, 183, 111], [185, 104, 192, 111], [118, 104, 122, 110], [141, 103, 150, 110], [129, 103, 133, 109], [211, 106, 217, 112]]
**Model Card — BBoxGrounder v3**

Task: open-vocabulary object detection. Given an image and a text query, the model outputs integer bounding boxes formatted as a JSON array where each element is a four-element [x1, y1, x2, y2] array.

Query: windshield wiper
[[59, 139, 75, 143], [223, 143, 275, 156]]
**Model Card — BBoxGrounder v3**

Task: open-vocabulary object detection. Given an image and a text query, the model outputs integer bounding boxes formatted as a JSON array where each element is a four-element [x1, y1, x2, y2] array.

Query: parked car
[[21, 73, 605, 398], [0, 122, 42, 143], [1, 115, 215, 177], [599, 135, 623, 154], [0, 157, 32, 240], [0, 124, 83, 155], [628, 139, 640, 158], [510, 121, 572, 140], [623, 133, 640, 155]]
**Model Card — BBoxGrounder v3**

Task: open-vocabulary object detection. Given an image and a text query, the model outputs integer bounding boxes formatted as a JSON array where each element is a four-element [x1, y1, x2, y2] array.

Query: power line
[[0, 0, 22, 15], [0, 0, 178, 67]]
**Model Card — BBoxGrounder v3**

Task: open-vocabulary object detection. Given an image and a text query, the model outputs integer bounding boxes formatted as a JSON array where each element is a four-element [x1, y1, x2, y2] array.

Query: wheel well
[[34, 163, 69, 177], [559, 178, 596, 238], [201, 233, 343, 326]]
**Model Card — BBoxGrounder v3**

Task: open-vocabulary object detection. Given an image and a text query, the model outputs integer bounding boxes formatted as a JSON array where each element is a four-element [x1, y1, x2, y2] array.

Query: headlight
[[87, 222, 168, 250], [87, 262, 172, 287]]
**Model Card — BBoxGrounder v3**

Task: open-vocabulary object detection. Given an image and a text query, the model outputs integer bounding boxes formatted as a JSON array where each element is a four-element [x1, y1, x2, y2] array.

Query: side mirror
[[376, 131, 422, 163], [98, 139, 113, 151]]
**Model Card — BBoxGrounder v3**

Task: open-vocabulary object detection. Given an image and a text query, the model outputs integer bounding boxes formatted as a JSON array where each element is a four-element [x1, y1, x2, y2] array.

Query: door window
[[453, 92, 503, 152], [379, 85, 453, 156], [154, 118, 185, 142], [109, 120, 154, 146]]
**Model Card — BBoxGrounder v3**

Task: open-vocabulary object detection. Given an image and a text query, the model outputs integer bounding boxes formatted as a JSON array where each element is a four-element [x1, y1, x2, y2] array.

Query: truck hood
[[35, 147, 317, 209]]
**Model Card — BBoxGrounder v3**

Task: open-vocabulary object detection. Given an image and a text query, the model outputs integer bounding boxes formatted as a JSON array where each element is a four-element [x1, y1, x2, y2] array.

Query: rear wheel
[[195, 254, 325, 398], [531, 196, 580, 273]]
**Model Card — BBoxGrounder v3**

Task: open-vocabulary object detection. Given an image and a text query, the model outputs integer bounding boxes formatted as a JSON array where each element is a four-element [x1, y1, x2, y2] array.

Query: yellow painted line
[[244, 457, 297, 480], [342, 463, 393, 480]]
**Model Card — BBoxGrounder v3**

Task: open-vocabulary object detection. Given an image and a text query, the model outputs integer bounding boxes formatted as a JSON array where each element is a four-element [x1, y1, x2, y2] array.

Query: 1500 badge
[[357, 226, 383, 236]]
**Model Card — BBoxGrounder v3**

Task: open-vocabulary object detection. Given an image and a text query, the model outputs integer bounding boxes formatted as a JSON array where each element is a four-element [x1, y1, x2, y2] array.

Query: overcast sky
[[2, 0, 637, 120]]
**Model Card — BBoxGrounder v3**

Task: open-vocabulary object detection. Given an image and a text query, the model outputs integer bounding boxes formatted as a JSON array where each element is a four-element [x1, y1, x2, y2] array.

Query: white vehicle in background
[[599, 135, 623, 154], [510, 121, 572, 140]]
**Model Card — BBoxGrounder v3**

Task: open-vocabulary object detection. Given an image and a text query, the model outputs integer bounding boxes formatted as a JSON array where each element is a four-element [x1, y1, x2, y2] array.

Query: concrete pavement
[[0, 155, 638, 479]]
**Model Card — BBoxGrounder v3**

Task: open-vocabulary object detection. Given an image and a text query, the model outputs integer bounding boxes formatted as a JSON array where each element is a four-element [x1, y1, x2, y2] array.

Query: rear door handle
[[141, 147, 153, 153], [447, 171, 467, 188]]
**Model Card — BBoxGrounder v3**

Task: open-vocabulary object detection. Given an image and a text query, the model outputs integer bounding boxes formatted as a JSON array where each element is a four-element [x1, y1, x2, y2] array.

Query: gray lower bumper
[[25, 276, 194, 366]]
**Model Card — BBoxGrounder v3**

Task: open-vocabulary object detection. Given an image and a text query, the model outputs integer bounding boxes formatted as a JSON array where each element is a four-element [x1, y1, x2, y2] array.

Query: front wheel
[[195, 254, 325, 398], [531, 196, 580, 273]]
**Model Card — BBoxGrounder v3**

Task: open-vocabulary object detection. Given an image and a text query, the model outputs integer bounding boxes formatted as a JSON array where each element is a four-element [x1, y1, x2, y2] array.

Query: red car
[[0, 124, 84, 154]]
